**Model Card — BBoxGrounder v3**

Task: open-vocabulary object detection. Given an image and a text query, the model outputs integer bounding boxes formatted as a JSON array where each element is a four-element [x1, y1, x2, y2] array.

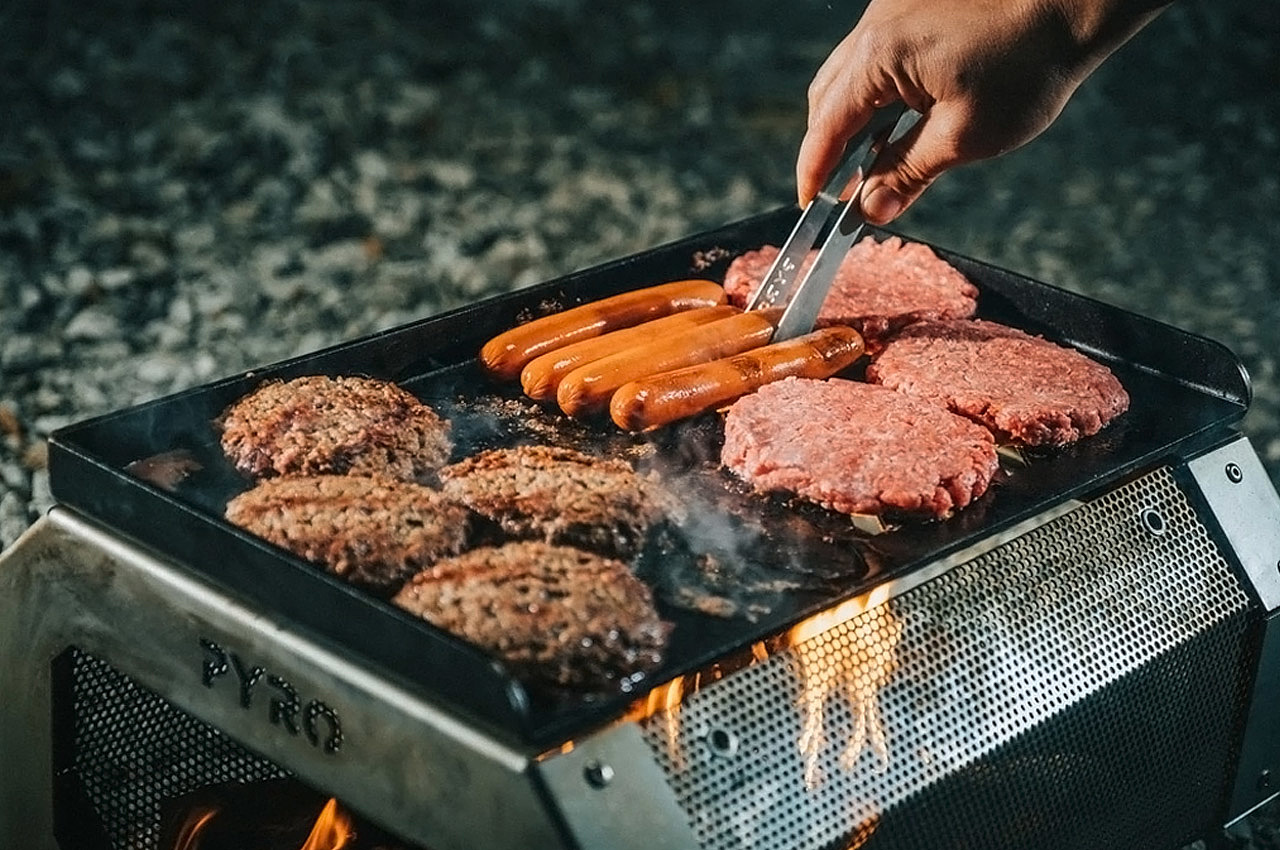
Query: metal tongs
[[747, 103, 916, 341]]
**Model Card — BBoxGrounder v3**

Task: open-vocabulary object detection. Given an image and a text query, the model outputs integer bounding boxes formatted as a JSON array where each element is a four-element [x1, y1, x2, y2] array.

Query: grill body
[[4, 211, 1277, 848], [3, 438, 1279, 850]]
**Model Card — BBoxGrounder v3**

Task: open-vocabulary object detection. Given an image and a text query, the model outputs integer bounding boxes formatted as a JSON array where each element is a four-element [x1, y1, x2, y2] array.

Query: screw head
[[1259, 769, 1272, 792], [1226, 462, 1244, 484], [584, 760, 615, 788], [1140, 508, 1167, 536], [708, 727, 740, 758]]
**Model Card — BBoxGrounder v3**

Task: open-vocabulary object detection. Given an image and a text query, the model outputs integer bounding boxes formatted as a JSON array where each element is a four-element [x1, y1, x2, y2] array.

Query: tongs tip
[[748, 104, 914, 341]]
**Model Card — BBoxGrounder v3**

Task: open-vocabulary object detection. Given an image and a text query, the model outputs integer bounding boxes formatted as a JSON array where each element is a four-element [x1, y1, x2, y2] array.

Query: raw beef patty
[[721, 377, 998, 519], [866, 319, 1130, 446], [723, 236, 978, 350]]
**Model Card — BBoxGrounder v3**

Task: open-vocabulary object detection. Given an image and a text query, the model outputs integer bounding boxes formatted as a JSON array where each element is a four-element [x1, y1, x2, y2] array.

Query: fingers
[[858, 104, 968, 225], [796, 122, 862, 208], [796, 89, 896, 207], [796, 33, 897, 206]]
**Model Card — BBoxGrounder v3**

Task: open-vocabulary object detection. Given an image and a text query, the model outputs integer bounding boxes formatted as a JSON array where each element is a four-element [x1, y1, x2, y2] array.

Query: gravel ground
[[1, 0, 1278, 845]]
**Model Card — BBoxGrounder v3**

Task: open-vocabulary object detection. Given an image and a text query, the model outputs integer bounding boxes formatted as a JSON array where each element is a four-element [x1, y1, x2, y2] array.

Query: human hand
[[797, 0, 1170, 224]]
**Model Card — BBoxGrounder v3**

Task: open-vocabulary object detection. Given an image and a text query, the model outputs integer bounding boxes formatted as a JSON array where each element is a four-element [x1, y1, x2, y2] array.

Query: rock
[[30, 387, 64, 413], [63, 307, 121, 342], [99, 268, 136, 291], [0, 491, 31, 550], [418, 159, 475, 192], [29, 470, 53, 517], [129, 241, 170, 278], [355, 150, 391, 182], [66, 265, 96, 297], [31, 415, 74, 437], [2, 337, 42, 371], [22, 441, 47, 471], [135, 356, 180, 386], [0, 405, 19, 439], [175, 223, 217, 254], [48, 67, 86, 99], [0, 459, 25, 492]]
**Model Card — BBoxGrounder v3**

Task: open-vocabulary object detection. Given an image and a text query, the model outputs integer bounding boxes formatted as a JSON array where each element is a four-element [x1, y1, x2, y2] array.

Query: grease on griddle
[[449, 392, 596, 448], [690, 246, 732, 272], [126, 449, 203, 491], [669, 552, 803, 622], [514, 296, 570, 325]]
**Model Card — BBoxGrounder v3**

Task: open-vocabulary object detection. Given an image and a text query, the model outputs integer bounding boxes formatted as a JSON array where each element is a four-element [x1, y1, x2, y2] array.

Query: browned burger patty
[[393, 541, 670, 691], [438, 445, 660, 558], [225, 474, 471, 596], [219, 375, 452, 481], [865, 319, 1130, 446], [723, 236, 978, 350], [721, 377, 998, 519]]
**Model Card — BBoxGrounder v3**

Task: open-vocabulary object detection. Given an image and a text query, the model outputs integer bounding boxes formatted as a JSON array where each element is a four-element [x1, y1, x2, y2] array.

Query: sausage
[[479, 279, 726, 380], [609, 326, 865, 431], [557, 310, 782, 417], [520, 304, 740, 401]]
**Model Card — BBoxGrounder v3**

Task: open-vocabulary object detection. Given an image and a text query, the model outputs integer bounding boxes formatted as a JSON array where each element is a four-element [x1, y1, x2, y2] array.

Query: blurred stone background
[[1, 0, 1277, 844]]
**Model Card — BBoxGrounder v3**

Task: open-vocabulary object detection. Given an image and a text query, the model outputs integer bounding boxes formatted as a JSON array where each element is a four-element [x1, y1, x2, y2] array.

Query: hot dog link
[[520, 304, 740, 401], [610, 326, 865, 431], [557, 310, 782, 418], [479, 279, 726, 380]]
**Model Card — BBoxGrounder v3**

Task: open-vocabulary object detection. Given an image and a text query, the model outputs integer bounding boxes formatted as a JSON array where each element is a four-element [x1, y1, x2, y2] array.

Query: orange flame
[[844, 814, 881, 850], [171, 805, 219, 850], [606, 589, 901, 850], [299, 797, 355, 850], [794, 602, 901, 789]]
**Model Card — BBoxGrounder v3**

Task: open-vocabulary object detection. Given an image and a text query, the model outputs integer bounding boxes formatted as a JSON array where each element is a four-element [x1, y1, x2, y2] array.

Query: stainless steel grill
[[639, 466, 1254, 850], [3, 211, 1280, 850]]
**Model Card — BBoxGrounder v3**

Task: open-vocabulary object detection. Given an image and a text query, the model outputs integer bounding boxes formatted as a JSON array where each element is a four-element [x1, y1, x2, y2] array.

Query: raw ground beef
[[866, 319, 1130, 446], [723, 236, 978, 350], [219, 374, 452, 481], [224, 474, 471, 595], [721, 377, 998, 519], [393, 541, 670, 692]]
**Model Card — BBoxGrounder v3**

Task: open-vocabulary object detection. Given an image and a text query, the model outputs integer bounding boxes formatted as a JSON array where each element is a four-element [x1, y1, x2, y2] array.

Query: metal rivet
[[1226, 462, 1244, 484], [708, 728, 740, 758], [1140, 508, 1166, 536], [1258, 769, 1272, 792], [583, 760, 614, 788]]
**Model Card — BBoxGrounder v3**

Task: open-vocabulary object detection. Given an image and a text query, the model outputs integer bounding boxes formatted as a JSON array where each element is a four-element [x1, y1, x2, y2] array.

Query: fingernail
[[861, 185, 904, 224]]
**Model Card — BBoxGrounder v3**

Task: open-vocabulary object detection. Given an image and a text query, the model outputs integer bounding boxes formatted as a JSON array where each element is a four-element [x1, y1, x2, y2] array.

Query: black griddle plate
[[48, 208, 1251, 748]]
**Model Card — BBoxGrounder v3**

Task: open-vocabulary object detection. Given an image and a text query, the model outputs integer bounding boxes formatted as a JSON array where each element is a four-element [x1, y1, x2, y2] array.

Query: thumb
[[859, 106, 968, 225]]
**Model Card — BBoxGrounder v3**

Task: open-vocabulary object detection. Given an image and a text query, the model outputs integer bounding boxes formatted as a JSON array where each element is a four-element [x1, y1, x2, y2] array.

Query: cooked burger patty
[[393, 541, 669, 691], [866, 319, 1131, 446], [723, 236, 978, 350], [219, 375, 452, 481], [721, 377, 998, 519], [438, 445, 660, 558], [225, 474, 471, 595]]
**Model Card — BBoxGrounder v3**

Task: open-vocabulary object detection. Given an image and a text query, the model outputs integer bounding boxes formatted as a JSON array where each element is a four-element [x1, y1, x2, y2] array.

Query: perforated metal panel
[[52, 648, 290, 850], [640, 467, 1256, 850]]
